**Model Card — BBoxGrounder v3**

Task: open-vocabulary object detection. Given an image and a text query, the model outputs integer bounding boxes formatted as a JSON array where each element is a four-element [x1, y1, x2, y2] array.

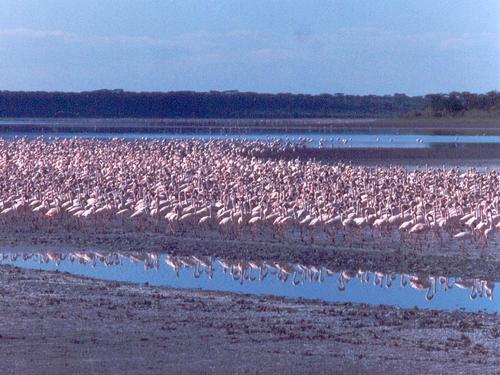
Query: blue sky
[[0, 0, 498, 95]]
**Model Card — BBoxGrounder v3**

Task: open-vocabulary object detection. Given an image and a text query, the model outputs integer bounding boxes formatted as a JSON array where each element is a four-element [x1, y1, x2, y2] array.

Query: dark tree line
[[0, 90, 497, 118], [424, 91, 499, 116]]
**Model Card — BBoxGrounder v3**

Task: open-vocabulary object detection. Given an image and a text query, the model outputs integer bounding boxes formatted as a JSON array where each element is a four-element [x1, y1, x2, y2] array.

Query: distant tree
[[425, 94, 446, 112], [0, 90, 495, 119], [444, 93, 464, 113]]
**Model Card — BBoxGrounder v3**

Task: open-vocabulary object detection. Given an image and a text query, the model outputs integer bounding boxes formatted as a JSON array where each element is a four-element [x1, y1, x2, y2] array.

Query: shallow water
[[1, 252, 497, 314], [1, 131, 500, 149]]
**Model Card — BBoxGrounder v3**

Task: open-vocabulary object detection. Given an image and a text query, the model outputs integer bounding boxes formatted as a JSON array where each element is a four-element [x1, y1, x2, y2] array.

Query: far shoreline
[[0, 116, 499, 135]]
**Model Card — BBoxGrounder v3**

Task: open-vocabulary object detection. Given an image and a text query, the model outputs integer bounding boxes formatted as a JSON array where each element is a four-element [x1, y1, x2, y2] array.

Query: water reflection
[[1, 251, 497, 313]]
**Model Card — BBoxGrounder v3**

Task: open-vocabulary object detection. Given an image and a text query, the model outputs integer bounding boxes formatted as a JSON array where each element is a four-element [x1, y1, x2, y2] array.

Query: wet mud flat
[[259, 144, 500, 163], [1, 226, 499, 281], [0, 265, 498, 375], [0, 117, 499, 134]]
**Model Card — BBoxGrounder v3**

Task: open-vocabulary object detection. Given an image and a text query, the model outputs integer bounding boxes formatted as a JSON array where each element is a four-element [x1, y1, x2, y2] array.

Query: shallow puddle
[[1, 252, 497, 314]]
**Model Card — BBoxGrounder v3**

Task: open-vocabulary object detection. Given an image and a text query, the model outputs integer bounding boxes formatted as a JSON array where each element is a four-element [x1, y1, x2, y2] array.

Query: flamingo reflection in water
[[409, 275, 437, 301], [455, 278, 495, 301], [0, 251, 495, 303]]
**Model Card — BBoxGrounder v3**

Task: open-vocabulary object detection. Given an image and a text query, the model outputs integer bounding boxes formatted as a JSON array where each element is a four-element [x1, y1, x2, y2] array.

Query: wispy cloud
[[0, 28, 72, 39], [0, 28, 249, 52], [91, 31, 219, 51], [433, 32, 499, 51], [294, 28, 499, 52], [1, 26, 496, 66], [0, 27, 204, 50]]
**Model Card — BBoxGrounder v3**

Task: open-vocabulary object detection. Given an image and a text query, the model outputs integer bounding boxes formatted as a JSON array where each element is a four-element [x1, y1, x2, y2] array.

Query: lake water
[[0, 118, 499, 148], [1, 252, 497, 314], [1, 131, 500, 149]]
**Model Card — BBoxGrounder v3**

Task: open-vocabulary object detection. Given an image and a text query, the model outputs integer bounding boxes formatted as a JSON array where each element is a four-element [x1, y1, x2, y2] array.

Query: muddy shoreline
[[261, 144, 500, 162], [0, 117, 499, 134], [1, 227, 499, 280], [0, 264, 497, 374]]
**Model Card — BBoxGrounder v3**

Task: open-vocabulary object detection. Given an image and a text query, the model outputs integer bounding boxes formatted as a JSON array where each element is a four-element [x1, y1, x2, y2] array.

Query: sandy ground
[[0, 265, 498, 375]]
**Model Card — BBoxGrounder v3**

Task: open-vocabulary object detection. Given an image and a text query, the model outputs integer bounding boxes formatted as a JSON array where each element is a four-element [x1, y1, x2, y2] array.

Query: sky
[[0, 0, 499, 95]]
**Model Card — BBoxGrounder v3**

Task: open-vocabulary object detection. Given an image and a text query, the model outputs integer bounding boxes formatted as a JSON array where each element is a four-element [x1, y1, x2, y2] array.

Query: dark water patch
[[262, 143, 500, 161]]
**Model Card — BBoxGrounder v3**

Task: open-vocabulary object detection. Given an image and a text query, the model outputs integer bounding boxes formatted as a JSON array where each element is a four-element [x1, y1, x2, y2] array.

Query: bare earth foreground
[[0, 265, 498, 375]]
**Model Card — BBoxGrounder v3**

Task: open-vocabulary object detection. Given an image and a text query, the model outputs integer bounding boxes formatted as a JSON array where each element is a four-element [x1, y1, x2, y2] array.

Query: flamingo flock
[[0, 251, 494, 302], [0, 138, 498, 252]]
